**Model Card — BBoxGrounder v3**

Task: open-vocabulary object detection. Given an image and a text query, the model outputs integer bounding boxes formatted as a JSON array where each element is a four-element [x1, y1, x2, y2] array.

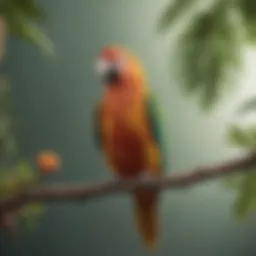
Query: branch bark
[[1, 151, 256, 216]]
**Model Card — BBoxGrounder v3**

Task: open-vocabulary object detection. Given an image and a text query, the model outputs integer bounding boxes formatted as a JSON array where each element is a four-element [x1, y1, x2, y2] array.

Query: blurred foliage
[[157, 0, 195, 32], [0, 160, 44, 230], [158, 0, 256, 110], [0, 160, 37, 197], [237, 95, 256, 114], [241, 0, 256, 43], [0, 78, 18, 165], [0, 79, 44, 231], [227, 125, 256, 149], [223, 124, 256, 220], [0, 0, 53, 55], [0, 1, 53, 232], [233, 172, 256, 220]]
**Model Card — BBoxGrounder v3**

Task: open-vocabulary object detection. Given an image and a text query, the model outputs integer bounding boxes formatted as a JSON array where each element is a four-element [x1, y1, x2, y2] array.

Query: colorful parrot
[[93, 45, 165, 250]]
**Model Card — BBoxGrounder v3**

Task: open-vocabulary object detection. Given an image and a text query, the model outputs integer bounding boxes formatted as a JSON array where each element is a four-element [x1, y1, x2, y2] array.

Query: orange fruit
[[35, 150, 61, 174]]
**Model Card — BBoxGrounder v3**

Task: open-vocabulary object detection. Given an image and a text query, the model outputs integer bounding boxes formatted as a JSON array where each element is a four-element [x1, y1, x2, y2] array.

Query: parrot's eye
[[111, 59, 125, 71]]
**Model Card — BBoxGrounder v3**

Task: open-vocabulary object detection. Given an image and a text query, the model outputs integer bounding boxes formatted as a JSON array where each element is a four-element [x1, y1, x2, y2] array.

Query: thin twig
[[1, 151, 256, 216]]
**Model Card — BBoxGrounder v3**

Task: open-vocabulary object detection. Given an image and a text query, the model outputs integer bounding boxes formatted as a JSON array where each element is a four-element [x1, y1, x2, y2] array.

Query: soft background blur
[[1, 0, 256, 255]]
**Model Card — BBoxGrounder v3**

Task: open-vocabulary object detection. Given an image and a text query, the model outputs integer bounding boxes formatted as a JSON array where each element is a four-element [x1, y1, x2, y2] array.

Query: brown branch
[[1, 151, 256, 216]]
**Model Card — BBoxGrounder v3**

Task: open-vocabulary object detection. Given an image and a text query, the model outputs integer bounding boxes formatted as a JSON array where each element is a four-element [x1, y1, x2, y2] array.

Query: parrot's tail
[[133, 189, 158, 250]]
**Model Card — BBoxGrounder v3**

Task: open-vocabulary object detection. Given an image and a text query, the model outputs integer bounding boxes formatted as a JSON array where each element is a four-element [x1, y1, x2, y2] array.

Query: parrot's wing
[[145, 91, 166, 169], [92, 102, 103, 150]]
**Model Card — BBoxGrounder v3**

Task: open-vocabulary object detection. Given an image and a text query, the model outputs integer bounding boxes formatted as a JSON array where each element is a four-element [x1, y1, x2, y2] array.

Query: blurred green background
[[1, 0, 256, 255]]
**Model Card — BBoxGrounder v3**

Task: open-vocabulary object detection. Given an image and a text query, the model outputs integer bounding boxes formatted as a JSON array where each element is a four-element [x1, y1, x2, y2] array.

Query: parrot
[[92, 45, 165, 250]]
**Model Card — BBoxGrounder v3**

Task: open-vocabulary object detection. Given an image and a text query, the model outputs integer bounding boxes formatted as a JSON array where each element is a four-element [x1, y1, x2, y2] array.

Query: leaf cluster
[[0, 0, 53, 54], [223, 124, 256, 220], [0, 160, 44, 230], [0, 80, 44, 231], [158, 0, 256, 110]]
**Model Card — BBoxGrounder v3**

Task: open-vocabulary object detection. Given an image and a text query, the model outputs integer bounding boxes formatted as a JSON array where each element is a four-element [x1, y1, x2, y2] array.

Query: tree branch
[[1, 151, 256, 216]]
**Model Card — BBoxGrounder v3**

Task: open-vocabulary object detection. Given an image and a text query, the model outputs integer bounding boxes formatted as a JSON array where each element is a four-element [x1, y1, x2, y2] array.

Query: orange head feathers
[[95, 45, 146, 90]]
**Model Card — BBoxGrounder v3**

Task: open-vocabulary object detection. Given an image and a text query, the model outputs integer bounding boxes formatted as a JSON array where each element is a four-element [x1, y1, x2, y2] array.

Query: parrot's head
[[96, 45, 145, 88]]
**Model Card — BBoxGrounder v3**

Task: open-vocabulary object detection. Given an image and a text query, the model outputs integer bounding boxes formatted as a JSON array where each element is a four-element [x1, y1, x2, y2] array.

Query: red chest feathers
[[102, 87, 148, 177], [108, 121, 146, 177]]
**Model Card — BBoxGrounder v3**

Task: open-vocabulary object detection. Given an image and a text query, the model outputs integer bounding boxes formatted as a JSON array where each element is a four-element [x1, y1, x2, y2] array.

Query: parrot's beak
[[102, 67, 120, 85], [96, 59, 121, 86]]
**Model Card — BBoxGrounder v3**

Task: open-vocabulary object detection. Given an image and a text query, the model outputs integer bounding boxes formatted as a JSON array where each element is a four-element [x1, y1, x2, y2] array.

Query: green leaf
[[171, 0, 245, 110], [11, 22, 54, 56], [0, 172, 20, 197], [14, 0, 45, 21], [227, 125, 256, 149], [238, 96, 256, 115], [222, 173, 244, 190], [157, 0, 196, 32], [240, 0, 256, 43], [20, 203, 45, 230], [4, 3, 54, 55], [0, 159, 38, 198], [233, 172, 256, 220], [15, 160, 37, 186]]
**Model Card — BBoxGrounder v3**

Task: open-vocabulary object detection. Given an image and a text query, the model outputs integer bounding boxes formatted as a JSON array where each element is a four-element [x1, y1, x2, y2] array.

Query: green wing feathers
[[145, 91, 166, 169], [93, 103, 103, 150]]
